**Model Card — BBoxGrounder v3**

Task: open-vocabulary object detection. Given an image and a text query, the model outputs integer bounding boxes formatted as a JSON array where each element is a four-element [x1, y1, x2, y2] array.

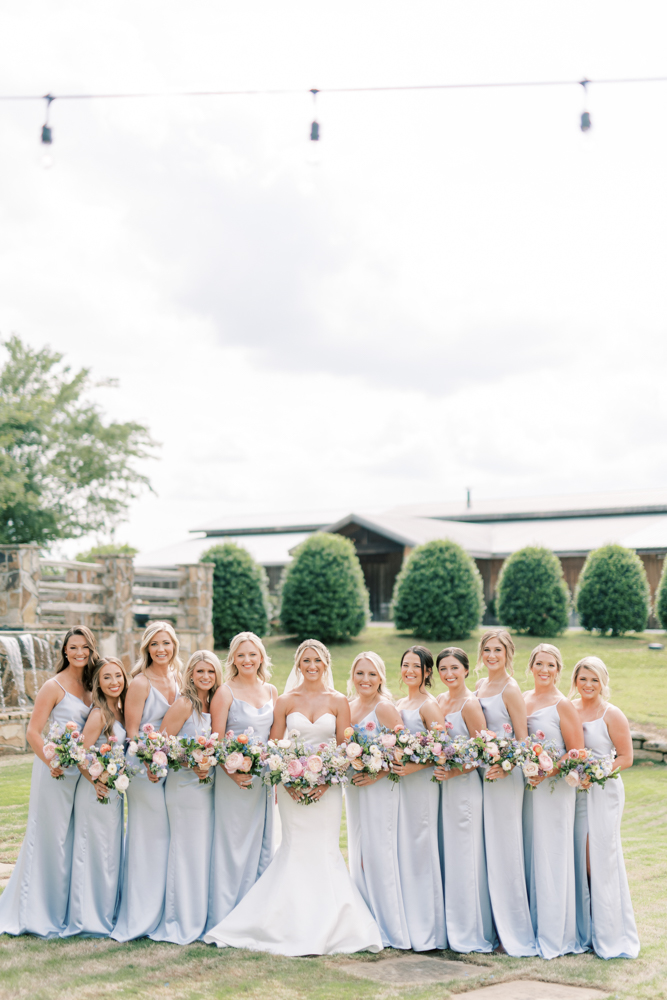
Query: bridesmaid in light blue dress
[[434, 647, 494, 954], [206, 631, 277, 931], [522, 644, 585, 959], [112, 621, 180, 942], [66, 657, 129, 936], [151, 650, 221, 944], [0, 626, 96, 937], [345, 651, 410, 950], [393, 645, 446, 952], [570, 656, 639, 959], [475, 629, 537, 957]]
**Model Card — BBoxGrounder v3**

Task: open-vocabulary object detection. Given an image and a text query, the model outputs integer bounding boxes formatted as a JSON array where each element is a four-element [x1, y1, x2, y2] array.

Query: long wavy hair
[[347, 651, 393, 699], [182, 650, 223, 718], [55, 626, 101, 691], [225, 632, 272, 683], [475, 629, 516, 676], [91, 657, 130, 737], [132, 621, 182, 678]]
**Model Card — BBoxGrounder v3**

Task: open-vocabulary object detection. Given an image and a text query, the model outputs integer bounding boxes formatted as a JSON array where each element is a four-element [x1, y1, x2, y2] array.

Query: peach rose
[[238, 756, 253, 773], [225, 752, 245, 773], [306, 755, 323, 773]]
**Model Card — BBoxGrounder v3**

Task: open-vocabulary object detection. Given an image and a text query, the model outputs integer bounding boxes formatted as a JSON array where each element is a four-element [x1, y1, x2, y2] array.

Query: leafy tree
[[392, 538, 484, 641], [280, 533, 369, 643], [575, 544, 650, 636], [496, 546, 570, 636], [76, 543, 138, 562], [201, 543, 269, 648], [0, 335, 156, 546], [656, 560, 667, 631]]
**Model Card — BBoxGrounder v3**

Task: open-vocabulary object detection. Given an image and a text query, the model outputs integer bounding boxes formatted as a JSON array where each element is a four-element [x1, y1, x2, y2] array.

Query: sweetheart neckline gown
[[203, 712, 382, 956]]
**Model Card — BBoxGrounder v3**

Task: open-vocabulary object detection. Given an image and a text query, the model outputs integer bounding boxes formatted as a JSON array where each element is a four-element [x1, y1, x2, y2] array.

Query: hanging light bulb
[[579, 79, 592, 132], [40, 94, 55, 168]]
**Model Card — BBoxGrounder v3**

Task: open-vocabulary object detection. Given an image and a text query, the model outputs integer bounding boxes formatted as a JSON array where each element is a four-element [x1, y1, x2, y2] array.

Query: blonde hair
[[132, 621, 182, 677], [476, 629, 516, 675], [569, 656, 611, 700], [294, 639, 331, 675], [347, 651, 393, 699], [91, 657, 130, 737], [225, 632, 272, 683], [182, 650, 222, 718], [526, 643, 564, 678]]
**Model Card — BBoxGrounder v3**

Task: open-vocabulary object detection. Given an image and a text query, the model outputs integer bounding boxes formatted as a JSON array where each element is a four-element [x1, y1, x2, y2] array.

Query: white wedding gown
[[204, 712, 382, 956]]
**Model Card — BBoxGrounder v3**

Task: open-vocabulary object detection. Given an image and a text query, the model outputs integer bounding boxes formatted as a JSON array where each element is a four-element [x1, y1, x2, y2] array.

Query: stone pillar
[[177, 563, 214, 651], [0, 545, 41, 627], [100, 556, 135, 663]]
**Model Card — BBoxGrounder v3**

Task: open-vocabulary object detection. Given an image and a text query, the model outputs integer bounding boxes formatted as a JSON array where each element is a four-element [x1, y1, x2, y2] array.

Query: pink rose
[[109, 735, 118, 743], [503, 723, 513, 734], [225, 751, 244, 773], [71, 731, 80, 740], [89, 761, 104, 779], [538, 752, 554, 772], [535, 730, 545, 741], [365, 721, 376, 731], [380, 734, 396, 748], [432, 743, 442, 755], [486, 743, 500, 760], [142, 723, 154, 733], [565, 771, 581, 788], [287, 759, 304, 778], [43, 743, 56, 760], [346, 744, 363, 759], [306, 755, 323, 773], [444, 720, 454, 730], [238, 756, 253, 773], [568, 748, 580, 759], [152, 751, 167, 767]]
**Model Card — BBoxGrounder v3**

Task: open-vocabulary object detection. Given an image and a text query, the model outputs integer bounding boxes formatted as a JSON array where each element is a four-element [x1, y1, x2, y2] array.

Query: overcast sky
[[1, 2, 666, 556]]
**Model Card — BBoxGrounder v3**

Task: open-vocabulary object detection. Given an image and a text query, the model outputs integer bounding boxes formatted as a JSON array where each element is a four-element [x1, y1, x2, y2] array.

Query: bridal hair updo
[[132, 621, 182, 677], [182, 650, 223, 718], [55, 626, 102, 690], [526, 643, 564, 678], [436, 647, 470, 677], [475, 628, 516, 676], [347, 651, 393, 699], [91, 657, 130, 737], [225, 632, 272, 683], [400, 645, 434, 689], [294, 638, 332, 677], [569, 655, 611, 701]]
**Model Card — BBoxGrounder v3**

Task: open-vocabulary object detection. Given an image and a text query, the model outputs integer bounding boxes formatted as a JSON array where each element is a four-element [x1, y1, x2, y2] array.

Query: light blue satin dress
[[206, 690, 275, 931], [345, 709, 410, 949], [439, 703, 494, 953], [574, 711, 639, 959], [0, 682, 90, 937], [151, 711, 214, 944], [523, 703, 579, 958], [111, 685, 171, 941], [396, 707, 446, 951], [478, 686, 537, 957], [65, 720, 126, 937]]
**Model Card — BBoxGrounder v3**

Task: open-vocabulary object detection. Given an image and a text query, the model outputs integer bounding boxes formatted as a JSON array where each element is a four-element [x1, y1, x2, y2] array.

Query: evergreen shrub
[[575, 544, 650, 636], [656, 560, 667, 630], [280, 533, 369, 643], [496, 546, 570, 636], [392, 538, 484, 641], [201, 543, 269, 648]]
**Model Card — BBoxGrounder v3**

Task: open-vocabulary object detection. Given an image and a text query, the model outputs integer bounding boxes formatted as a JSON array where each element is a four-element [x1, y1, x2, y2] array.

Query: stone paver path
[[455, 981, 608, 999], [337, 954, 489, 985]]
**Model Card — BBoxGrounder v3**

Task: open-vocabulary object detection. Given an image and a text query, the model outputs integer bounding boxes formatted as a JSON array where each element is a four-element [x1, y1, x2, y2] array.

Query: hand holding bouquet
[[169, 730, 219, 785], [468, 723, 524, 781], [129, 723, 169, 778], [86, 734, 137, 803], [519, 730, 561, 789], [43, 721, 87, 779], [263, 730, 349, 804], [557, 747, 619, 792], [433, 722, 480, 782], [216, 728, 264, 788]]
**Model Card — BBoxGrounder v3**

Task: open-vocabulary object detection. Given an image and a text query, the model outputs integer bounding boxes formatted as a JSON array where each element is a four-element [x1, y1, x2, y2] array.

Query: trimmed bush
[[392, 538, 484, 641], [280, 533, 369, 643], [656, 560, 667, 630], [496, 546, 570, 636], [201, 543, 269, 648], [575, 544, 650, 636]]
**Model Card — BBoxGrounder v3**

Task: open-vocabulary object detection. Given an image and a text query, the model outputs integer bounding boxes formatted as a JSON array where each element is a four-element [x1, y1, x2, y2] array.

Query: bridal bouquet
[[168, 729, 220, 785], [467, 724, 525, 781], [263, 730, 349, 804], [129, 723, 170, 778], [43, 720, 87, 778], [341, 722, 398, 783], [519, 730, 562, 789], [86, 734, 137, 803], [216, 728, 265, 786], [556, 747, 619, 792]]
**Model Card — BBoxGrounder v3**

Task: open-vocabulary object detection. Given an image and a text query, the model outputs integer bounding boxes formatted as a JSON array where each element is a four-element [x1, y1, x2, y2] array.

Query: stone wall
[[630, 729, 667, 764]]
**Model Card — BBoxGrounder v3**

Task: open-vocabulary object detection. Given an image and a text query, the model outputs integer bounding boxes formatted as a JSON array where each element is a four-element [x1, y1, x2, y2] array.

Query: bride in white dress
[[204, 639, 382, 956]]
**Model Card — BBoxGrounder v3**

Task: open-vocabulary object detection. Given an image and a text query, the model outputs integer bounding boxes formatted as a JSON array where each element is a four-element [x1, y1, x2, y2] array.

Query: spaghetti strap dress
[[151, 711, 214, 944], [65, 720, 126, 936], [0, 682, 90, 937], [523, 703, 580, 958], [439, 703, 494, 953], [206, 689, 275, 931], [477, 685, 537, 957], [111, 684, 171, 941], [345, 708, 410, 949], [574, 711, 639, 959]]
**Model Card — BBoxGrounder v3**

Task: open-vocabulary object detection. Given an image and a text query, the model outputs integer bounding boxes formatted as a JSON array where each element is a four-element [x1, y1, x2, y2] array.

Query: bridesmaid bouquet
[[168, 730, 220, 785], [129, 723, 170, 778], [433, 723, 480, 781], [341, 723, 398, 783], [557, 748, 619, 792], [86, 735, 137, 804], [43, 720, 87, 778], [391, 723, 449, 781], [216, 728, 265, 786], [263, 731, 349, 804], [519, 730, 562, 789], [467, 724, 525, 781]]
